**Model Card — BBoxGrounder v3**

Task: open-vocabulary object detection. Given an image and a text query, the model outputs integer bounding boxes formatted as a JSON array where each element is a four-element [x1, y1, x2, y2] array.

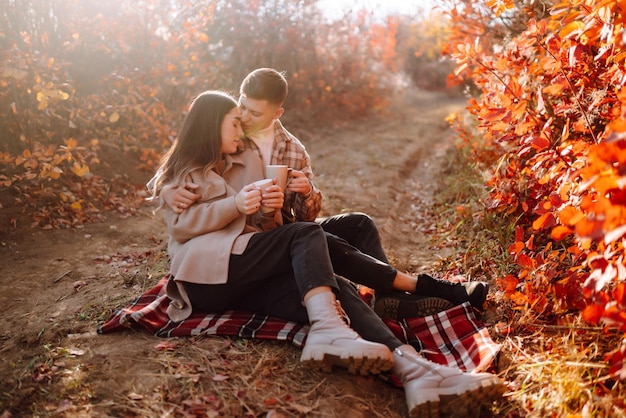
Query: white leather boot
[[301, 291, 394, 375], [393, 344, 504, 418]]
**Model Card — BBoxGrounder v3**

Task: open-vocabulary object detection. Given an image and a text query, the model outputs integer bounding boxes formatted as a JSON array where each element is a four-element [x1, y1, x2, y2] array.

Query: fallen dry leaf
[[73, 280, 87, 292], [211, 373, 229, 381]]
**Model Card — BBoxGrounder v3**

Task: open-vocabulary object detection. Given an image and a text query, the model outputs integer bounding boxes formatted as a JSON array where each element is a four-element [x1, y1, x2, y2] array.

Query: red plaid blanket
[[98, 276, 499, 372], [383, 303, 500, 373]]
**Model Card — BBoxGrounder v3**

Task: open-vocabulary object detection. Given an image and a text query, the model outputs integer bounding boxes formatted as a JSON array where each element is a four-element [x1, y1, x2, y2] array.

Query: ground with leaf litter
[[0, 88, 484, 417]]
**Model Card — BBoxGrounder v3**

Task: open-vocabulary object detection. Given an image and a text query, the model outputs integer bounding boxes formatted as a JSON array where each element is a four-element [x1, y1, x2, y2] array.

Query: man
[[164, 68, 488, 317]]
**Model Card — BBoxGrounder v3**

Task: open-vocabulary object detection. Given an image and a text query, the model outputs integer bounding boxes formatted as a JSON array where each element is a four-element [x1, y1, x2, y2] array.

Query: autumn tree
[[395, 9, 457, 91]]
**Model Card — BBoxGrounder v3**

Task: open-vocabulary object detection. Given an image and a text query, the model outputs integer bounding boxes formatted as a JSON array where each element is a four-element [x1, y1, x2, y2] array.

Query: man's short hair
[[240, 68, 288, 105]]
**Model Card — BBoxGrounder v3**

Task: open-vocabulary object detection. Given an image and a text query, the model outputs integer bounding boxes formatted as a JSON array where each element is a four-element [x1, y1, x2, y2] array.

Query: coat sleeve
[[165, 179, 242, 243]]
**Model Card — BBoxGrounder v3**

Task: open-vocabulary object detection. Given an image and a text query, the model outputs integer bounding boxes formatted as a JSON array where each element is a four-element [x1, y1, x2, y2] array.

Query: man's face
[[238, 95, 284, 135]]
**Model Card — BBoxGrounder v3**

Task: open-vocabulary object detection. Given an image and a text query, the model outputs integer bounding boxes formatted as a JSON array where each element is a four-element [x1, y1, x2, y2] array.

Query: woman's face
[[220, 107, 244, 155]]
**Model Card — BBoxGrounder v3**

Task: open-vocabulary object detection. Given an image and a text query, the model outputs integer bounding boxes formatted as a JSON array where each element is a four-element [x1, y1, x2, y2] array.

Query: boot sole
[[374, 296, 454, 320], [438, 377, 506, 417], [409, 400, 439, 418], [407, 376, 505, 418], [300, 345, 394, 375]]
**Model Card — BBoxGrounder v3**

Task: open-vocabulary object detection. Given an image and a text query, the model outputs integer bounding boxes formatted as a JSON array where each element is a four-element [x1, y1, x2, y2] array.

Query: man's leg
[[318, 212, 388, 262], [333, 276, 405, 350], [323, 231, 397, 294], [319, 213, 488, 318]]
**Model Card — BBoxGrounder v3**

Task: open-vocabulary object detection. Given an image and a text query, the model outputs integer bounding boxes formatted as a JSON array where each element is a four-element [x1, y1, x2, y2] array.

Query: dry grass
[[492, 322, 625, 417]]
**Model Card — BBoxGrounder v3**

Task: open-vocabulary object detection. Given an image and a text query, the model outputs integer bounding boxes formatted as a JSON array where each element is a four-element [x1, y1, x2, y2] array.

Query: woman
[[148, 90, 504, 418]]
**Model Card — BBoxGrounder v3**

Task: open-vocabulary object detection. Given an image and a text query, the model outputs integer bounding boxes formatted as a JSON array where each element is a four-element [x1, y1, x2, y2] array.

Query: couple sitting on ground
[[147, 68, 503, 417], [163, 68, 490, 320]]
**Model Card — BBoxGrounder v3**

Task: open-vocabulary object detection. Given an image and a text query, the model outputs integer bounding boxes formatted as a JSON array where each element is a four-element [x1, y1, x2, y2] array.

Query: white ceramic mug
[[265, 165, 289, 191]]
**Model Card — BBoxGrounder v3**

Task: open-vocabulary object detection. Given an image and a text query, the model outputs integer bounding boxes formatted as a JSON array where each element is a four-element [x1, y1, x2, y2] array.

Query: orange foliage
[[0, 0, 401, 228], [444, 0, 626, 378]]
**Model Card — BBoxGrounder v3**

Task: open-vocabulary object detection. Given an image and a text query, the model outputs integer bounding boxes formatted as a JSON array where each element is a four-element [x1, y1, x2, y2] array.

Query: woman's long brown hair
[[147, 90, 237, 203]]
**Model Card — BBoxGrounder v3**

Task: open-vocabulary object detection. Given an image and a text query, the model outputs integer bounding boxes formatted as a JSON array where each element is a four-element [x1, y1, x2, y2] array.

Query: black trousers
[[184, 222, 338, 315], [184, 217, 403, 350], [318, 212, 396, 294], [318, 212, 389, 263]]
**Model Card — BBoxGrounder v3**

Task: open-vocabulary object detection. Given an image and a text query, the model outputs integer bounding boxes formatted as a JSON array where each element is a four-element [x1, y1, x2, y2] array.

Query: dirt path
[[0, 88, 466, 417], [311, 89, 464, 271]]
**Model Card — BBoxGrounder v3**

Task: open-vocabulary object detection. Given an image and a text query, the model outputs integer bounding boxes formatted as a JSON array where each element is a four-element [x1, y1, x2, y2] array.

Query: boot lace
[[333, 300, 351, 326]]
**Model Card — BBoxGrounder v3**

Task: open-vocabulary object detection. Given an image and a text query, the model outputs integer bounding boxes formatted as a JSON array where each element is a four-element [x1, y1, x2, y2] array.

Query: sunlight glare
[[317, 0, 440, 18]]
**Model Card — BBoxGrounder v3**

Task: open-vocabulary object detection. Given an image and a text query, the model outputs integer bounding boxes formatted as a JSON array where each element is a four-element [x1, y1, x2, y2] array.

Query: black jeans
[[184, 219, 403, 351], [333, 277, 403, 350], [184, 222, 338, 315], [319, 212, 396, 294], [318, 212, 389, 262]]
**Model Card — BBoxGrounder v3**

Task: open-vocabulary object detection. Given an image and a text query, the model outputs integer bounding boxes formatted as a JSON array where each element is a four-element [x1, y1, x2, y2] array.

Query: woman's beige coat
[[162, 150, 281, 321]]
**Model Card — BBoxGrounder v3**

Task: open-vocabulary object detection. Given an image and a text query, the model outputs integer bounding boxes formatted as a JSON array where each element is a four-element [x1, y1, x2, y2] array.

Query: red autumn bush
[[444, 0, 626, 377]]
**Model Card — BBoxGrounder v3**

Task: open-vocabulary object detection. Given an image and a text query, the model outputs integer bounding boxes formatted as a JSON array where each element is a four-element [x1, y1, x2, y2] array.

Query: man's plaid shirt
[[240, 120, 323, 223]]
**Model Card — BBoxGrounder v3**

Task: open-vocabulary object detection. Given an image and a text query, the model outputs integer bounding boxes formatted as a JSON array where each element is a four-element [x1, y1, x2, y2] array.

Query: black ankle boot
[[414, 274, 489, 310]]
